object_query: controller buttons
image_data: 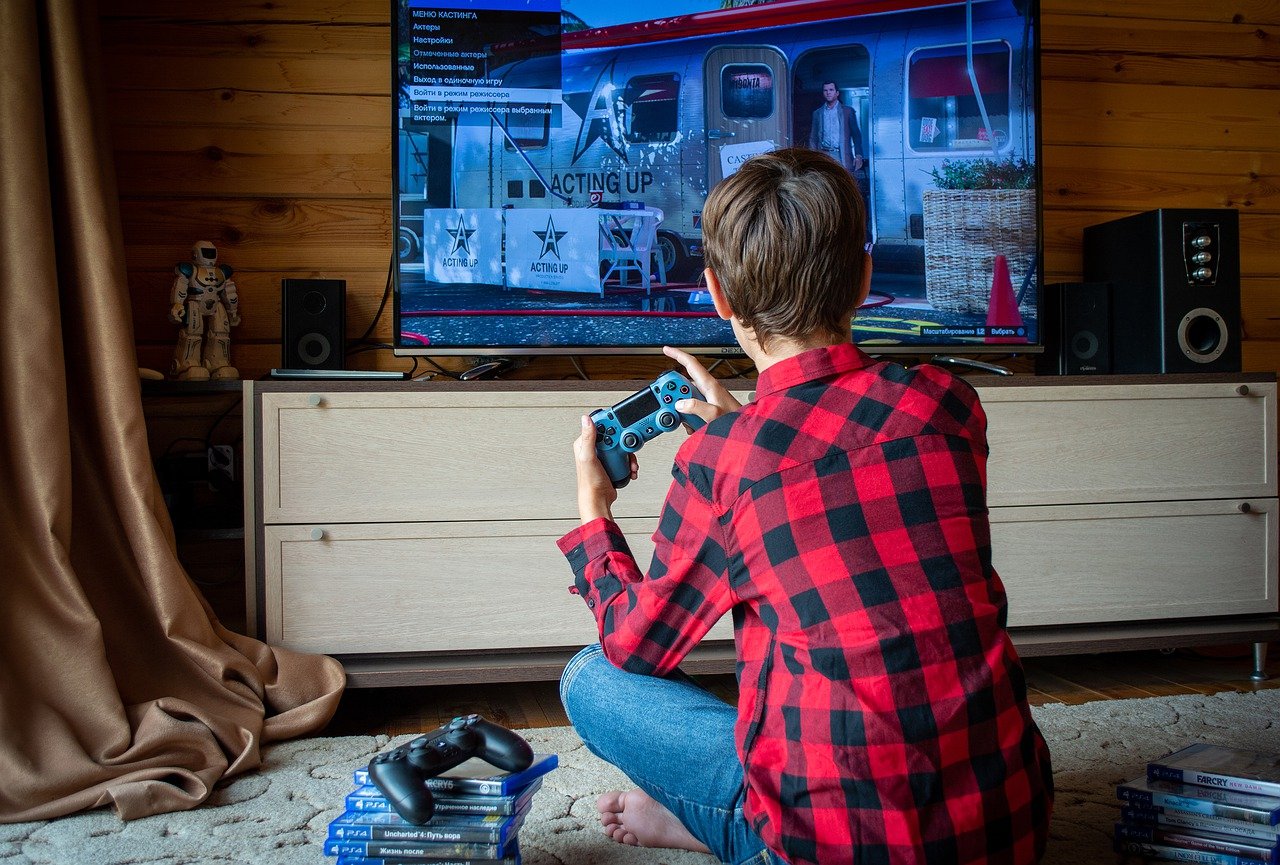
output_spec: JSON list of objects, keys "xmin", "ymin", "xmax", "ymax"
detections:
[
  {"xmin": 680, "ymin": 385, "xmax": 690, "ymax": 394},
  {"xmin": 662, "ymin": 394, "xmax": 673, "ymax": 403},
  {"xmin": 596, "ymin": 424, "xmax": 607, "ymax": 435}
]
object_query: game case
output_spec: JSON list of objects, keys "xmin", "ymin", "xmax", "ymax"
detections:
[
  {"xmin": 1113, "ymin": 838, "xmax": 1259, "ymax": 864},
  {"xmin": 1115, "ymin": 822, "xmax": 1279, "ymax": 864},
  {"xmin": 353, "ymin": 752, "xmax": 557, "ymax": 796},
  {"xmin": 346, "ymin": 777, "xmax": 543, "ymax": 817},
  {"xmin": 324, "ymin": 837, "xmax": 514, "ymax": 860},
  {"xmin": 1122, "ymin": 805, "xmax": 1280, "ymax": 843},
  {"xmin": 1118, "ymin": 776, "xmax": 1280, "ymax": 825},
  {"xmin": 335, "ymin": 856, "xmax": 519, "ymax": 865},
  {"xmin": 1150, "ymin": 744, "xmax": 1280, "ymax": 799},
  {"xmin": 327, "ymin": 807, "xmax": 527, "ymax": 845}
]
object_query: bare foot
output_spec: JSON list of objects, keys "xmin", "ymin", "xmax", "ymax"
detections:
[{"xmin": 596, "ymin": 789, "xmax": 712, "ymax": 854}]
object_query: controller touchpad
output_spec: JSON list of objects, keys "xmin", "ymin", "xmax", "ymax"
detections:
[{"xmin": 614, "ymin": 388, "xmax": 660, "ymax": 427}]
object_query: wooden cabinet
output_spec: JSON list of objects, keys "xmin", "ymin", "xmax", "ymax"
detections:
[{"xmin": 244, "ymin": 374, "xmax": 1279, "ymax": 686}]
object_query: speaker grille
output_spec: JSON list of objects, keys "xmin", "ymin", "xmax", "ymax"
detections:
[
  {"xmin": 282, "ymin": 279, "xmax": 346, "ymax": 370},
  {"xmin": 1035, "ymin": 282, "xmax": 1111, "ymax": 376}
]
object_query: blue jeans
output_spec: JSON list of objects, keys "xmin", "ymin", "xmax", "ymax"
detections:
[{"xmin": 559, "ymin": 644, "xmax": 788, "ymax": 865}]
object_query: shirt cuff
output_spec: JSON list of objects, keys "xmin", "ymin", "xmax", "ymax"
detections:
[
  {"xmin": 557, "ymin": 517, "xmax": 633, "ymax": 600},
  {"xmin": 556, "ymin": 516, "xmax": 624, "ymax": 559}
]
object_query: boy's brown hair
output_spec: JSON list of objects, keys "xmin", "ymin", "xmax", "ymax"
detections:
[{"xmin": 701, "ymin": 147, "xmax": 868, "ymax": 351}]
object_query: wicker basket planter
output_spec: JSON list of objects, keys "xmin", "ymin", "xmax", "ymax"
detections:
[{"xmin": 922, "ymin": 188, "xmax": 1036, "ymax": 316}]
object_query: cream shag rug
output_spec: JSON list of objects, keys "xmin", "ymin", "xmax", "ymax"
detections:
[{"xmin": 3, "ymin": 689, "xmax": 1279, "ymax": 864}]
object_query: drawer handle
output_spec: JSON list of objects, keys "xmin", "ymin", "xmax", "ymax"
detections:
[
  {"xmin": 1238, "ymin": 502, "xmax": 1253, "ymax": 514},
  {"xmin": 308, "ymin": 394, "xmax": 324, "ymax": 407},
  {"xmin": 1236, "ymin": 385, "xmax": 1251, "ymax": 396},
  {"xmin": 310, "ymin": 527, "xmax": 326, "ymax": 541}
]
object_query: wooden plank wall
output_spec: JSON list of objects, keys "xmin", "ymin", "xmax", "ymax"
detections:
[{"xmin": 100, "ymin": 0, "xmax": 1280, "ymax": 382}]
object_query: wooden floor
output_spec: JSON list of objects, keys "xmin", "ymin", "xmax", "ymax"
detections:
[{"xmin": 324, "ymin": 645, "xmax": 1280, "ymax": 738}]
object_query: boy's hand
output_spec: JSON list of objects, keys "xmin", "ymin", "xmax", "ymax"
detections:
[
  {"xmin": 663, "ymin": 345, "xmax": 743, "ymax": 425},
  {"xmin": 572, "ymin": 415, "xmax": 635, "ymax": 524}
]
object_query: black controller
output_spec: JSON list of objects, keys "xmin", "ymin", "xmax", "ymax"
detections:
[{"xmin": 366, "ymin": 714, "xmax": 535, "ymax": 823}]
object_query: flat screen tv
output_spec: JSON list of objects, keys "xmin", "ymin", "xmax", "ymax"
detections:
[{"xmin": 393, "ymin": 0, "xmax": 1042, "ymax": 357}]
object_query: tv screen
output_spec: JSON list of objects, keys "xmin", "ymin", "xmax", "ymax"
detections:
[{"xmin": 393, "ymin": 0, "xmax": 1041, "ymax": 356}]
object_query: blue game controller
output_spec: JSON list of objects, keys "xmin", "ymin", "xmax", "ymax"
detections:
[{"xmin": 591, "ymin": 370, "xmax": 706, "ymax": 488}]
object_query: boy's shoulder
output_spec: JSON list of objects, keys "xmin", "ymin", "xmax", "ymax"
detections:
[
  {"xmin": 885, "ymin": 360, "xmax": 988, "ymax": 431},
  {"xmin": 897, "ymin": 359, "xmax": 984, "ymax": 402},
  {"xmin": 808, "ymin": 356, "xmax": 983, "ymax": 415}
]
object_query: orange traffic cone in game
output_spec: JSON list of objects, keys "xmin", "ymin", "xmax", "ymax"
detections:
[{"xmin": 984, "ymin": 254, "xmax": 1027, "ymax": 344}]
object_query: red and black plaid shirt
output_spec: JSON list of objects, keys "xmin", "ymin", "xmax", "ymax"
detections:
[{"xmin": 559, "ymin": 343, "xmax": 1053, "ymax": 865}]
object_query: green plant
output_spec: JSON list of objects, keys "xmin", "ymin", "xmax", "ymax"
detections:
[{"xmin": 928, "ymin": 156, "xmax": 1036, "ymax": 190}]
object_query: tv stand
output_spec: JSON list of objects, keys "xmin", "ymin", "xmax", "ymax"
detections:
[
  {"xmin": 243, "ymin": 373, "xmax": 1278, "ymax": 687},
  {"xmin": 930, "ymin": 355, "xmax": 1016, "ymax": 376}
]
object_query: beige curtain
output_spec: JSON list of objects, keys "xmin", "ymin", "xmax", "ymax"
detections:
[{"xmin": 0, "ymin": 0, "xmax": 345, "ymax": 822}]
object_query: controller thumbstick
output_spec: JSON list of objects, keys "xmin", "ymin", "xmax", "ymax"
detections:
[
  {"xmin": 622, "ymin": 432, "xmax": 640, "ymax": 450},
  {"xmin": 658, "ymin": 411, "xmax": 676, "ymax": 429}
]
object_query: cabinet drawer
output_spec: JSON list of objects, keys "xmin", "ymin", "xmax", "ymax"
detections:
[
  {"xmin": 257, "ymin": 382, "xmax": 1276, "ymax": 519},
  {"xmin": 262, "ymin": 518, "xmax": 735, "ymax": 654},
  {"xmin": 257, "ymin": 390, "xmax": 725, "ymax": 524},
  {"xmin": 982, "ymin": 381, "xmax": 1276, "ymax": 506},
  {"xmin": 992, "ymin": 498, "xmax": 1278, "ymax": 627}
]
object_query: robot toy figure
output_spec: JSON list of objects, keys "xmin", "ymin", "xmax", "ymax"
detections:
[{"xmin": 169, "ymin": 240, "xmax": 241, "ymax": 380}]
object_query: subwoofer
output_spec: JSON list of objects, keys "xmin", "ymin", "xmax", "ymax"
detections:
[
  {"xmin": 1082, "ymin": 208, "xmax": 1240, "ymax": 374},
  {"xmin": 281, "ymin": 279, "xmax": 346, "ymax": 371},
  {"xmin": 1036, "ymin": 282, "xmax": 1111, "ymax": 375}
]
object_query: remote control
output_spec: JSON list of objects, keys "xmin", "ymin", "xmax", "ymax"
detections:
[
  {"xmin": 591, "ymin": 370, "xmax": 706, "ymax": 488},
  {"xmin": 366, "ymin": 714, "xmax": 534, "ymax": 824}
]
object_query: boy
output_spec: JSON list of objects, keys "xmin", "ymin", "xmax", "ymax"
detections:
[{"xmin": 557, "ymin": 147, "xmax": 1053, "ymax": 865}]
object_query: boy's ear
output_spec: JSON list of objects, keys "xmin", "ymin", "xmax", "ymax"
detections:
[
  {"xmin": 704, "ymin": 268, "xmax": 734, "ymax": 322},
  {"xmin": 854, "ymin": 254, "xmax": 873, "ymax": 308}
]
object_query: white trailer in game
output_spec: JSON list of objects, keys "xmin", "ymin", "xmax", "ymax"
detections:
[{"xmin": 432, "ymin": 0, "xmax": 1036, "ymax": 280}]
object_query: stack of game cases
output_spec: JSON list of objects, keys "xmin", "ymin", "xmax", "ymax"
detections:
[
  {"xmin": 324, "ymin": 752, "xmax": 558, "ymax": 865},
  {"xmin": 1114, "ymin": 742, "xmax": 1280, "ymax": 864}
]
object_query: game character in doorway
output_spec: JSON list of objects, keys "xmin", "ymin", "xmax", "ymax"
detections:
[
  {"xmin": 809, "ymin": 80, "xmax": 871, "ymax": 242},
  {"xmin": 809, "ymin": 80, "xmax": 864, "ymax": 176}
]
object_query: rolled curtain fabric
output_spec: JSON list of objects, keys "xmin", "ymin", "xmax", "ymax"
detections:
[{"xmin": 0, "ymin": 0, "xmax": 345, "ymax": 822}]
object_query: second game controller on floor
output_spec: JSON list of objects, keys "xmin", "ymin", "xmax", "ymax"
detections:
[
  {"xmin": 591, "ymin": 370, "xmax": 706, "ymax": 488},
  {"xmin": 366, "ymin": 713, "xmax": 534, "ymax": 824}
]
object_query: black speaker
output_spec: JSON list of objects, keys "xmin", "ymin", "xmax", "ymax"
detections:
[
  {"xmin": 1082, "ymin": 208, "xmax": 1240, "ymax": 374},
  {"xmin": 281, "ymin": 279, "xmax": 346, "ymax": 370},
  {"xmin": 1036, "ymin": 282, "xmax": 1111, "ymax": 375}
]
